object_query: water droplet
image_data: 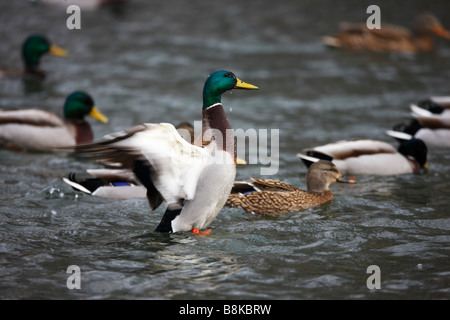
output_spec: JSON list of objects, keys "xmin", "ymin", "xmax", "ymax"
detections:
[{"xmin": 416, "ymin": 263, "xmax": 423, "ymax": 270}]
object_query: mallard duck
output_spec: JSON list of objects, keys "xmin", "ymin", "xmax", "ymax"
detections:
[
  {"xmin": 226, "ymin": 160, "xmax": 355, "ymax": 216},
  {"xmin": 323, "ymin": 13, "xmax": 450, "ymax": 53},
  {"xmin": 297, "ymin": 136, "xmax": 428, "ymax": 175},
  {"xmin": 0, "ymin": 91, "xmax": 108, "ymax": 152},
  {"xmin": 0, "ymin": 34, "xmax": 68, "ymax": 78},
  {"xmin": 66, "ymin": 70, "xmax": 258, "ymax": 234},
  {"xmin": 392, "ymin": 97, "xmax": 450, "ymax": 148},
  {"xmin": 63, "ymin": 168, "xmax": 147, "ymax": 199}
]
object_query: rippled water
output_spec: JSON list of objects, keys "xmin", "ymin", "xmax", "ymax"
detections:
[{"xmin": 1, "ymin": 0, "xmax": 450, "ymax": 300}]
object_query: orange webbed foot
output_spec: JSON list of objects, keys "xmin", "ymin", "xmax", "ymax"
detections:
[{"xmin": 192, "ymin": 228, "xmax": 212, "ymax": 237}]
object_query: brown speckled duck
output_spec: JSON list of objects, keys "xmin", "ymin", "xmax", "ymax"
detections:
[
  {"xmin": 226, "ymin": 160, "xmax": 355, "ymax": 216},
  {"xmin": 323, "ymin": 13, "xmax": 450, "ymax": 53}
]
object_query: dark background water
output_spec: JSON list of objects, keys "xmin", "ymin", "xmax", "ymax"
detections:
[{"xmin": 0, "ymin": 0, "xmax": 449, "ymax": 299}]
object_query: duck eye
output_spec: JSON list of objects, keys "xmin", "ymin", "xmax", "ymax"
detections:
[{"xmin": 224, "ymin": 72, "xmax": 233, "ymax": 78}]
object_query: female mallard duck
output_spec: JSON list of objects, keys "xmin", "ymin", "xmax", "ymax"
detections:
[
  {"xmin": 297, "ymin": 136, "xmax": 428, "ymax": 175},
  {"xmin": 323, "ymin": 13, "xmax": 450, "ymax": 53},
  {"xmin": 0, "ymin": 91, "xmax": 108, "ymax": 152},
  {"xmin": 392, "ymin": 97, "xmax": 450, "ymax": 148},
  {"xmin": 226, "ymin": 160, "xmax": 355, "ymax": 216},
  {"xmin": 0, "ymin": 34, "xmax": 68, "ymax": 78},
  {"xmin": 67, "ymin": 70, "xmax": 258, "ymax": 235}
]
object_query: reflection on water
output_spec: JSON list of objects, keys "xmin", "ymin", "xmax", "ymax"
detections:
[{"xmin": 1, "ymin": 0, "xmax": 450, "ymax": 299}]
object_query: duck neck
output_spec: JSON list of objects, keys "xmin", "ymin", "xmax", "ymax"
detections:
[
  {"xmin": 202, "ymin": 103, "xmax": 235, "ymax": 159},
  {"xmin": 66, "ymin": 120, "xmax": 93, "ymax": 145},
  {"xmin": 306, "ymin": 177, "xmax": 331, "ymax": 193}
]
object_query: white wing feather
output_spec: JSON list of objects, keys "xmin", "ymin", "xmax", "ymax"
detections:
[{"xmin": 108, "ymin": 123, "xmax": 211, "ymax": 205}]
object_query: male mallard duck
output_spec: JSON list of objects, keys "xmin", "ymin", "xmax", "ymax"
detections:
[
  {"xmin": 323, "ymin": 13, "xmax": 450, "ymax": 53},
  {"xmin": 67, "ymin": 70, "xmax": 258, "ymax": 234},
  {"xmin": 0, "ymin": 34, "xmax": 68, "ymax": 78},
  {"xmin": 392, "ymin": 97, "xmax": 450, "ymax": 148},
  {"xmin": 63, "ymin": 168, "xmax": 147, "ymax": 199},
  {"xmin": 0, "ymin": 91, "xmax": 108, "ymax": 152},
  {"xmin": 297, "ymin": 137, "xmax": 428, "ymax": 175},
  {"xmin": 226, "ymin": 160, "xmax": 355, "ymax": 216}
]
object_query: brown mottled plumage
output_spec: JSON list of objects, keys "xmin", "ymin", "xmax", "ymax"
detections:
[
  {"xmin": 323, "ymin": 13, "xmax": 450, "ymax": 53},
  {"xmin": 226, "ymin": 160, "xmax": 355, "ymax": 216}
]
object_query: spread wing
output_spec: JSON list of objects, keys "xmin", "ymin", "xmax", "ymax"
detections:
[{"xmin": 73, "ymin": 122, "xmax": 211, "ymax": 210}]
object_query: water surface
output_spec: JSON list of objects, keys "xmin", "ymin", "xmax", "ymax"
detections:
[{"xmin": 0, "ymin": 0, "xmax": 449, "ymax": 299}]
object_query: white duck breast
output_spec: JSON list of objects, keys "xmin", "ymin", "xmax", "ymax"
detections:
[{"xmin": 171, "ymin": 145, "xmax": 236, "ymax": 232}]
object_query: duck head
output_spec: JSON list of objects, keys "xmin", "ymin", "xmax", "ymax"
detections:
[
  {"xmin": 63, "ymin": 91, "xmax": 108, "ymax": 123},
  {"xmin": 306, "ymin": 160, "xmax": 355, "ymax": 192},
  {"xmin": 22, "ymin": 34, "xmax": 68, "ymax": 72},
  {"xmin": 413, "ymin": 13, "xmax": 450, "ymax": 39},
  {"xmin": 397, "ymin": 137, "xmax": 429, "ymax": 170},
  {"xmin": 202, "ymin": 70, "xmax": 259, "ymax": 109}
]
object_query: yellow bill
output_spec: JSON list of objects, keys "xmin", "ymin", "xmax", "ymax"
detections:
[
  {"xmin": 89, "ymin": 106, "xmax": 108, "ymax": 123},
  {"xmin": 49, "ymin": 44, "xmax": 68, "ymax": 57},
  {"xmin": 234, "ymin": 78, "xmax": 259, "ymax": 90},
  {"xmin": 337, "ymin": 176, "xmax": 356, "ymax": 184},
  {"xmin": 236, "ymin": 157, "xmax": 247, "ymax": 165}
]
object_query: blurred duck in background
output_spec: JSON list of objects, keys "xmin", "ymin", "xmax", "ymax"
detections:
[
  {"xmin": 323, "ymin": 13, "xmax": 450, "ymax": 53},
  {"xmin": 0, "ymin": 34, "xmax": 67, "ymax": 78},
  {"xmin": 392, "ymin": 97, "xmax": 450, "ymax": 148}
]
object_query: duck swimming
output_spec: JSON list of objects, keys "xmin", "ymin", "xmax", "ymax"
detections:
[
  {"xmin": 392, "ymin": 97, "xmax": 450, "ymax": 148},
  {"xmin": 0, "ymin": 91, "xmax": 108, "ymax": 152},
  {"xmin": 67, "ymin": 70, "xmax": 258, "ymax": 235},
  {"xmin": 1, "ymin": 34, "xmax": 68, "ymax": 78},
  {"xmin": 226, "ymin": 160, "xmax": 355, "ymax": 216},
  {"xmin": 323, "ymin": 13, "xmax": 450, "ymax": 53},
  {"xmin": 298, "ymin": 137, "xmax": 428, "ymax": 176}
]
